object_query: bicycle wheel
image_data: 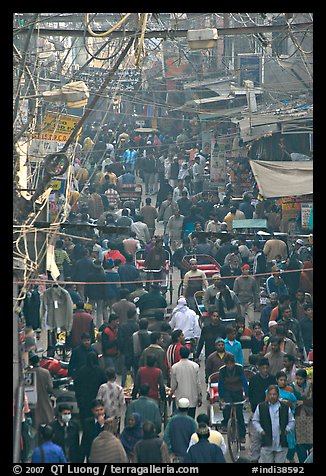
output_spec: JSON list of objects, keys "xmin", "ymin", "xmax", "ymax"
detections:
[{"xmin": 227, "ymin": 416, "xmax": 241, "ymax": 462}]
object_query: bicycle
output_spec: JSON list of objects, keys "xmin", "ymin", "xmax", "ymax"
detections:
[{"xmin": 221, "ymin": 399, "xmax": 247, "ymax": 463}]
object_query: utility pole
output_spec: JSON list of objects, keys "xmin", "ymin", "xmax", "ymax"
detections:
[
  {"xmin": 13, "ymin": 274, "xmax": 24, "ymax": 463},
  {"xmin": 16, "ymin": 22, "xmax": 313, "ymax": 39}
]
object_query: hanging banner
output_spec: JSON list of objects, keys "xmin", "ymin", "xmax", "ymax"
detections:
[{"xmin": 210, "ymin": 143, "xmax": 226, "ymax": 186}]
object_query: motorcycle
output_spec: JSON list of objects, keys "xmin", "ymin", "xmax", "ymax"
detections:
[
  {"xmin": 39, "ymin": 353, "xmax": 69, "ymax": 378},
  {"xmin": 39, "ymin": 352, "xmax": 79, "ymax": 416}
]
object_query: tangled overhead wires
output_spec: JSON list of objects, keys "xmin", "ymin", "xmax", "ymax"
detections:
[
  {"xmin": 83, "ymin": 13, "xmax": 131, "ymax": 62},
  {"xmin": 134, "ymin": 13, "xmax": 149, "ymax": 67},
  {"xmin": 85, "ymin": 12, "xmax": 132, "ymax": 38}
]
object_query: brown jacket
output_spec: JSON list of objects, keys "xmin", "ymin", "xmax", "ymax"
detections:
[
  {"xmin": 140, "ymin": 205, "xmax": 158, "ymax": 231},
  {"xmin": 89, "ymin": 431, "xmax": 128, "ymax": 463}
]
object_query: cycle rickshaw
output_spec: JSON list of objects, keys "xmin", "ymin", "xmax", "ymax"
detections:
[
  {"xmin": 206, "ymin": 368, "xmax": 255, "ymax": 462},
  {"xmin": 177, "ymin": 254, "xmax": 221, "ymax": 312}
]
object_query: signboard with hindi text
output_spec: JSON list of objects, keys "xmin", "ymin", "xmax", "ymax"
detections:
[{"xmin": 28, "ymin": 112, "xmax": 81, "ymax": 157}]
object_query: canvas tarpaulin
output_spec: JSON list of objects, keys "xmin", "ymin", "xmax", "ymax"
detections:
[{"xmin": 249, "ymin": 160, "xmax": 313, "ymax": 198}]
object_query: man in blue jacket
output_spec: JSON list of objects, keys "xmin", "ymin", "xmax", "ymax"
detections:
[
  {"xmin": 218, "ymin": 354, "xmax": 249, "ymax": 442},
  {"xmin": 164, "ymin": 398, "xmax": 197, "ymax": 462},
  {"xmin": 31, "ymin": 424, "xmax": 67, "ymax": 463}
]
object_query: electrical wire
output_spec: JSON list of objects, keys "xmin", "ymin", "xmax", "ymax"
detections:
[
  {"xmin": 82, "ymin": 14, "xmax": 128, "ymax": 62},
  {"xmin": 134, "ymin": 13, "xmax": 149, "ymax": 67},
  {"xmin": 85, "ymin": 12, "xmax": 132, "ymax": 38},
  {"xmin": 13, "ymin": 12, "xmax": 313, "ymax": 303}
]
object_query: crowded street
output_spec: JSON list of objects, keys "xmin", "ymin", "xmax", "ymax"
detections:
[{"xmin": 13, "ymin": 13, "xmax": 313, "ymax": 467}]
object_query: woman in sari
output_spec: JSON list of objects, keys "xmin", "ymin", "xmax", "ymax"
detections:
[
  {"xmin": 290, "ymin": 369, "xmax": 313, "ymax": 463},
  {"xmin": 275, "ymin": 371, "xmax": 297, "ymax": 463}
]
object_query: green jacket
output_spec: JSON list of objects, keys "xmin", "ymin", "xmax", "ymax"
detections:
[{"xmin": 124, "ymin": 396, "xmax": 162, "ymax": 435}]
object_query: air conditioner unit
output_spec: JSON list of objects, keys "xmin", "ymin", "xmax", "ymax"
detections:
[{"xmin": 187, "ymin": 28, "xmax": 218, "ymax": 49}]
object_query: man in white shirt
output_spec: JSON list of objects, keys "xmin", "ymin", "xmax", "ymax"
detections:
[
  {"xmin": 192, "ymin": 156, "xmax": 205, "ymax": 194},
  {"xmin": 169, "ymin": 346, "xmax": 202, "ymax": 419},
  {"xmin": 205, "ymin": 214, "xmax": 222, "ymax": 233},
  {"xmin": 130, "ymin": 218, "xmax": 151, "ymax": 247},
  {"xmin": 173, "ymin": 179, "xmax": 189, "ymax": 203}
]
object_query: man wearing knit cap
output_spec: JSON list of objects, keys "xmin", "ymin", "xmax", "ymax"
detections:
[
  {"xmin": 205, "ymin": 337, "xmax": 233, "ymax": 381},
  {"xmin": 103, "ymin": 258, "xmax": 121, "ymax": 312},
  {"xmin": 187, "ymin": 413, "xmax": 227, "ymax": 455},
  {"xmin": 233, "ymin": 263, "xmax": 257, "ymax": 324},
  {"xmin": 184, "ymin": 423, "xmax": 226, "ymax": 463}
]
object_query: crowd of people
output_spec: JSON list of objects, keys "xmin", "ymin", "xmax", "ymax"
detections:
[{"xmin": 18, "ymin": 121, "xmax": 313, "ymax": 465}]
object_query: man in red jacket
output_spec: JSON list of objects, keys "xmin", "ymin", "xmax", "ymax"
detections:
[
  {"xmin": 70, "ymin": 301, "xmax": 95, "ymax": 348},
  {"xmin": 101, "ymin": 314, "xmax": 120, "ymax": 370},
  {"xmin": 132, "ymin": 353, "xmax": 166, "ymax": 406}
]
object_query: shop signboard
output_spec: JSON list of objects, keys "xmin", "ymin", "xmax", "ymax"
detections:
[
  {"xmin": 301, "ymin": 202, "xmax": 313, "ymax": 229},
  {"xmin": 41, "ymin": 112, "xmax": 81, "ymax": 136},
  {"xmin": 238, "ymin": 53, "xmax": 262, "ymax": 86},
  {"xmin": 281, "ymin": 199, "xmax": 301, "ymax": 222},
  {"xmin": 28, "ymin": 112, "xmax": 81, "ymax": 157},
  {"xmin": 49, "ymin": 177, "xmax": 66, "ymax": 195}
]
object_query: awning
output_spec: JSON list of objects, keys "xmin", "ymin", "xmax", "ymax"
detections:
[{"xmin": 249, "ymin": 160, "xmax": 313, "ymax": 198}]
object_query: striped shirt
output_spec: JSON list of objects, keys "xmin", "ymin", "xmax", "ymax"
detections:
[{"xmin": 104, "ymin": 189, "xmax": 120, "ymax": 209}]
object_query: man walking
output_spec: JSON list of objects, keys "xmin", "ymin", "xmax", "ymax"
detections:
[
  {"xmin": 233, "ymin": 264, "xmax": 257, "ymax": 325},
  {"xmin": 164, "ymin": 397, "xmax": 197, "ymax": 462},
  {"xmin": 169, "ymin": 346, "xmax": 202, "ymax": 419},
  {"xmin": 252, "ymin": 385, "xmax": 295, "ymax": 463},
  {"xmin": 140, "ymin": 197, "xmax": 158, "ymax": 238}
]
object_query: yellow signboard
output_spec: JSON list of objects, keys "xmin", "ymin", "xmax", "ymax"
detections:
[
  {"xmin": 35, "ymin": 112, "xmax": 82, "ymax": 142},
  {"xmin": 42, "ymin": 112, "xmax": 81, "ymax": 134}
]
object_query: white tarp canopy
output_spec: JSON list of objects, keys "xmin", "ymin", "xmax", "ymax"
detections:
[{"xmin": 249, "ymin": 160, "xmax": 313, "ymax": 198}]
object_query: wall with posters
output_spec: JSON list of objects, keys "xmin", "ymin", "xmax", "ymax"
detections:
[{"xmin": 280, "ymin": 195, "xmax": 313, "ymax": 233}]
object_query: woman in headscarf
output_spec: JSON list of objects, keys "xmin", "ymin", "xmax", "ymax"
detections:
[
  {"xmin": 290, "ymin": 369, "xmax": 313, "ymax": 463},
  {"xmin": 119, "ymin": 412, "xmax": 143, "ymax": 462},
  {"xmin": 214, "ymin": 282, "xmax": 241, "ymax": 324}
]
